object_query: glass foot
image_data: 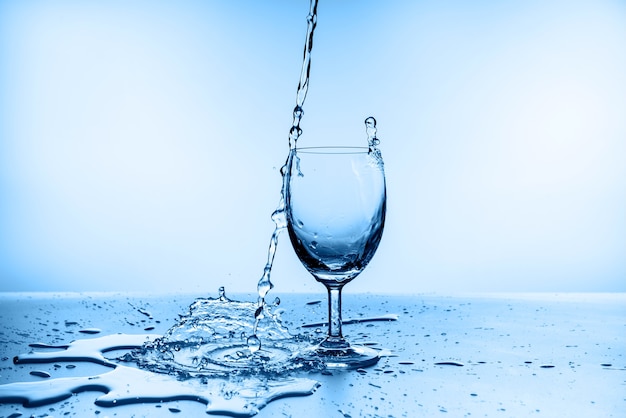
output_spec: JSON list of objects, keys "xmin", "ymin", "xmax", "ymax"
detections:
[{"xmin": 310, "ymin": 344, "xmax": 380, "ymax": 369}]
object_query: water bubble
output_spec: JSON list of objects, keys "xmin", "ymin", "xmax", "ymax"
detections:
[
  {"xmin": 309, "ymin": 241, "xmax": 318, "ymax": 249},
  {"xmin": 273, "ymin": 297, "xmax": 281, "ymax": 306}
]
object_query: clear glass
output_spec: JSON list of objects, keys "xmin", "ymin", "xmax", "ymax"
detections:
[{"xmin": 286, "ymin": 146, "xmax": 386, "ymax": 368}]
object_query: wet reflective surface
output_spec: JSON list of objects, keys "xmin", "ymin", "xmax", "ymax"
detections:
[{"xmin": 0, "ymin": 292, "xmax": 624, "ymax": 416}]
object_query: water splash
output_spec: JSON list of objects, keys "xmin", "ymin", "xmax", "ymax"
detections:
[
  {"xmin": 131, "ymin": 290, "xmax": 323, "ymax": 378},
  {"xmin": 365, "ymin": 116, "xmax": 380, "ymax": 147}
]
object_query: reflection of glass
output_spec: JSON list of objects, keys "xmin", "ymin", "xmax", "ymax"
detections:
[{"xmin": 286, "ymin": 146, "xmax": 386, "ymax": 368}]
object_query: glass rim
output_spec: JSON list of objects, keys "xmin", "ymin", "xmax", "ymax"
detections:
[{"xmin": 295, "ymin": 146, "xmax": 370, "ymax": 154}]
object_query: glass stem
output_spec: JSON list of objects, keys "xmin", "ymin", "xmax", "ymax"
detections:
[{"xmin": 321, "ymin": 284, "xmax": 349, "ymax": 350}]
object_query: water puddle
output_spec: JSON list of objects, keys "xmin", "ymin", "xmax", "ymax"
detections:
[{"xmin": 3, "ymin": 361, "xmax": 318, "ymax": 416}]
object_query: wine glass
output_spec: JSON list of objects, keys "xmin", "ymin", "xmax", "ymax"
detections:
[{"xmin": 286, "ymin": 143, "xmax": 386, "ymax": 369}]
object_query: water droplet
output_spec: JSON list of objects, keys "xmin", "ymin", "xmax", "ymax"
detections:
[
  {"xmin": 365, "ymin": 116, "xmax": 380, "ymax": 146},
  {"xmin": 434, "ymin": 361, "xmax": 464, "ymax": 367},
  {"xmin": 29, "ymin": 370, "xmax": 51, "ymax": 378},
  {"xmin": 79, "ymin": 328, "xmax": 101, "ymax": 335},
  {"xmin": 247, "ymin": 335, "xmax": 261, "ymax": 354},
  {"xmin": 309, "ymin": 241, "xmax": 318, "ymax": 249},
  {"xmin": 293, "ymin": 105, "xmax": 304, "ymax": 120},
  {"xmin": 273, "ymin": 297, "xmax": 281, "ymax": 306},
  {"xmin": 138, "ymin": 309, "xmax": 152, "ymax": 318}
]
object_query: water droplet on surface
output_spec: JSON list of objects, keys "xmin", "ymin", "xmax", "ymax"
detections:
[
  {"xmin": 29, "ymin": 370, "xmax": 51, "ymax": 378},
  {"xmin": 434, "ymin": 361, "xmax": 464, "ymax": 367},
  {"xmin": 79, "ymin": 328, "xmax": 101, "ymax": 335}
]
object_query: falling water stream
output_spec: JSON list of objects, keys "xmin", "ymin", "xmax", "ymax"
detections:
[{"xmin": 252, "ymin": 0, "xmax": 318, "ymax": 335}]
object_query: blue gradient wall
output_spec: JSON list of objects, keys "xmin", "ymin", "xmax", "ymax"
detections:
[{"xmin": 1, "ymin": 0, "xmax": 624, "ymax": 293}]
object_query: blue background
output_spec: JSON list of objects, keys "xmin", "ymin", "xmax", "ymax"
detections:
[{"xmin": 1, "ymin": 0, "xmax": 624, "ymax": 293}]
